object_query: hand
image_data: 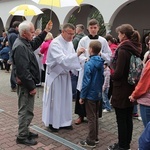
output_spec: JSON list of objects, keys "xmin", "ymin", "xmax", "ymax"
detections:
[
  {"xmin": 38, "ymin": 53, "xmax": 42, "ymax": 57},
  {"xmin": 77, "ymin": 48, "xmax": 85, "ymax": 57},
  {"xmin": 44, "ymin": 20, "xmax": 53, "ymax": 32},
  {"xmin": 102, "ymin": 87, "xmax": 105, "ymax": 92},
  {"xmin": 79, "ymin": 98, "xmax": 84, "ymax": 104},
  {"xmin": 16, "ymin": 77, "xmax": 22, "ymax": 85},
  {"xmin": 7, "ymin": 60, "xmax": 12, "ymax": 64},
  {"xmin": 29, "ymin": 89, "xmax": 36, "ymax": 95},
  {"xmin": 129, "ymin": 95, "xmax": 135, "ymax": 102}
]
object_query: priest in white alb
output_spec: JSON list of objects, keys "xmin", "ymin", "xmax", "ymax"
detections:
[{"xmin": 42, "ymin": 23, "xmax": 85, "ymax": 131}]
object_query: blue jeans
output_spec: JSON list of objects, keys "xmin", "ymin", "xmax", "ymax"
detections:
[
  {"xmin": 102, "ymin": 87, "xmax": 111, "ymax": 111},
  {"xmin": 133, "ymin": 104, "xmax": 138, "ymax": 114},
  {"xmin": 140, "ymin": 104, "xmax": 150, "ymax": 128}
]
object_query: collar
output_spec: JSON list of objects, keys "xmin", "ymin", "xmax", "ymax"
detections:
[{"xmin": 88, "ymin": 34, "xmax": 99, "ymax": 39}]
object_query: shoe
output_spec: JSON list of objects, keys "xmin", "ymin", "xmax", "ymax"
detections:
[
  {"xmin": 108, "ymin": 143, "xmax": 131, "ymax": 150},
  {"xmin": 132, "ymin": 113, "xmax": 139, "ymax": 118},
  {"xmin": 108, "ymin": 143, "xmax": 119, "ymax": 150},
  {"xmin": 49, "ymin": 125, "xmax": 59, "ymax": 132},
  {"xmin": 95, "ymin": 139, "xmax": 99, "ymax": 144},
  {"xmin": 138, "ymin": 117, "xmax": 142, "ymax": 121},
  {"xmin": 16, "ymin": 137, "xmax": 37, "ymax": 146},
  {"xmin": 5, "ymin": 70, "xmax": 9, "ymax": 73},
  {"xmin": 28, "ymin": 132, "xmax": 38, "ymax": 138},
  {"xmin": 11, "ymin": 88, "xmax": 17, "ymax": 92},
  {"xmin": 79, "ymin": 140, "xmax": 96, "ymax": 148},
  {"xmin": 60, "ymin": 125, "xmax": 73, "ymax": 130},
  {"xmin": 75, "ymin": 117, "xmax": 84, "ymax": 125},
  {"xmin": 103, "ymin": 109, "xmax": 111, "ymax": 113}
]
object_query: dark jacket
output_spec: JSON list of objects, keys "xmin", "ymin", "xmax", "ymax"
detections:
[
  {"xmin": 8, "ymin": 28, "xmax": 19, "ymax": 49},
  {"xmin": 111, "ymin": 40, "xmax": 142, "ymax": 108},
  {"xmin": 72, "ymin": 33, "xmax": 85, "ymax": 51},
  {"xmin": 8, "ymin": 28, "xmax": 19, "ymax": 62},
  {"xmin": 80, "ymin": 55, "xmax": 104, "ymax": 101},
  {"xmin": 12, "ymin": 31, "xmax": 47, "ymax": 91},
  {"xmin": 0, "ymin": 46, "xmax": 10, "ymax": 60}
]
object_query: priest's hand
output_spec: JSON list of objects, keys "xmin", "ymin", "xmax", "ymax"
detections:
[
  {"xmin": 44, "ymin": 20, "xmax": 53, "ymax": 32},
  {"xmin": 77, "ymin": 48, "xmax": 85, "ymax": 57},
  {"xmin": 79, "ymin": 98, "xmax": 84, "ymax": 104}
]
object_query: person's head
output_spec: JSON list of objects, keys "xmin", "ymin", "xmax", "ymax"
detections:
[
  {"xmin": 18, "ymin": 21, "xmax": 35, "ymax": 41},
  {"xmin": 116, "ymin": 24, "xmax": 141, "ymax": 43},
  {"xmin": 5, "ymin": 41, "xmax": 9, "ymax": 46},
  {"xmin": 44, "ymin": 32, "xmax": 53, "ymax": 41},
  {"xmin": 12, "ymin": 21, "xmax": 21, "ymax": 31},
  {"xmin": 61, "ymin": 23, "xmax": 75, "ymax": 42},
  {"xmin": 34, "ymin": 28, "xmax": 42, "ymax": 37},
  {"xmin": 89, "ymin": 40, "xmax": 101, "ymax": 55},
  {"xmin": 104, "ymin": 34, "xmax": 116, "ymax": 45},
  {"xmin": 87, "ymin": 19, "xmax": 99, "ymax": 36},
  {"xmin": 75, "ymin": 24, "xmax": 84, "ymax": 34}
]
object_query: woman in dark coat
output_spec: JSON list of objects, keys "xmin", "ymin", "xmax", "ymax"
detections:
[{"xmin": 108, "ymin": 24, "xmax": 142, "ymax": 150}]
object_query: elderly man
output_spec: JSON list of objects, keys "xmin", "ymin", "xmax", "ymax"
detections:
[{"xmin": 12, "ymin": 20, "xmax": 52, "ymax": 146}]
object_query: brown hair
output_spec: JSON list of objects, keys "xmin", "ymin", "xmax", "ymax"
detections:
[
  {"xmin": 76, "ymin": 24, "xmax": 84, "ymax": 30},
  {"xmin": 116, "ymin": 24, "xmax": 141, "ymax": 43},
  {"xmin": 89, "ymin": 41, "xmax": 101, "ymax": 54},
  {"xmin": 62, "ymin": 23, "xmax": 75, "ymax": 30},
  {"xmin": 88, "ymin": 19, "xmax": 99, "ymax": 26}
]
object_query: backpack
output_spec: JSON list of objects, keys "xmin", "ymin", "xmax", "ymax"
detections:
[{"xmin": 128, "ymin": 52, "xmax": 143, "ymax": 85}]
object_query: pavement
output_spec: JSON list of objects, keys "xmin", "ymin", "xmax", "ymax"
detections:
[{"xmin": 0, "ymin": 69, "xmax": 144, "ymax": 150}]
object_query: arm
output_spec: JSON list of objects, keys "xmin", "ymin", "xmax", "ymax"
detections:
[
  {"xmin": 31, "ymin": 20, "xmax": 53, "ymax": 50},
  {"xmin": 101, "ymin": 39, "xmax": 112, "ymax": 63},
  {"xmin": 103, "ymin": 68, "xmax": 110, "ymax": 90},
  {"xmin": 80, "ymin": 63, "xmax": 92, "ymax": 99}
]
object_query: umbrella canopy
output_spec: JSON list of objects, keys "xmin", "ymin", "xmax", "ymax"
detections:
[
  {"xmin": 9, "ymin": 4, "xmax": 43, "ymax": 16},
  {"xmin": 32, "ymin": 0, "xmax": 83, "ymax": 7}
]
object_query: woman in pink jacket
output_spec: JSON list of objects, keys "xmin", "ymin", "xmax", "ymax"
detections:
[{"xmin": 40, "ymin": 32, "xmax": 53, "ymax": 82}]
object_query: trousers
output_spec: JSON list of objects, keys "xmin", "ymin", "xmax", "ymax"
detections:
[{"xmin": 17, "ymin": 85, "xmax": 35, "ymax": 139}]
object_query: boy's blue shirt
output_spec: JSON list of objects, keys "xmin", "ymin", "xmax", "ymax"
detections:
[{"xmin": 80, "ymin": 55, "xmax": 104, "ymax": 101}]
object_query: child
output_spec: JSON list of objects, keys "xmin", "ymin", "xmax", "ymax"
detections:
[
  {"xmin": 102, "ymin": 62, "xmax": 112, "ymax": 112},
  {"xmin": 79, "ymin": 41, "xmax": 104, "ymax": 148}
]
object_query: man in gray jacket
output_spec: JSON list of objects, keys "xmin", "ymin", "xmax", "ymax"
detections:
[{"xmin": 12, "ymin": 20, "xmax": 52, "ymax": 146}]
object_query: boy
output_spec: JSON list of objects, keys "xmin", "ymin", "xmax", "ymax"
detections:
[{"xmin": 79, "ymin": 40, "xmax": 104, "ymax": 148}]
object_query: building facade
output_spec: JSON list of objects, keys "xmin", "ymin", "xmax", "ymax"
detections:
[{"xmin": 0, "ymin": 0, "xmax": 149, "ymax": 40}]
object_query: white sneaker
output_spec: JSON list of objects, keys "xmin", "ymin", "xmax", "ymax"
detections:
[
  {"xmin": 138, "ymin": 117, "xmax": 142, "ymax": 121},
  {"xmin": 103, "ymin": 109, "xmax": 109, "ymax": 113}
]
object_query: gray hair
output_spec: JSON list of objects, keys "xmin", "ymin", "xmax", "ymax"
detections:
[{"xmin": 18, "ymin": 20, "xmax": 33, "ymax": 36}]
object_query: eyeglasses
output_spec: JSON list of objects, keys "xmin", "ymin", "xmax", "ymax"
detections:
[{"xmin": 64, "ymin": 30, "xmax": 75, "ymax": 36}]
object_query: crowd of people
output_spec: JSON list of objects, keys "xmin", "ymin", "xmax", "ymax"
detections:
[{"xmin": 0, "ymin": 18, "xmax": 150, "ymax": 150}]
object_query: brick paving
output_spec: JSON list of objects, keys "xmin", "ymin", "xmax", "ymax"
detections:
[{"xmin": 0, "ymin": 69, "xmax": 144, "ymax": 150}]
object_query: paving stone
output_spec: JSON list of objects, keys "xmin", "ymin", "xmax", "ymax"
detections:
[{"xmin": 0, "ymin": 70, "xmax": 143, "ymax": 150}]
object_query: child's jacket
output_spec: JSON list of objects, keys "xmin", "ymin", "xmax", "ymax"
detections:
[{"xmin": 80, "ymin": 55, "xmax": 104, "ymax": 101}]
